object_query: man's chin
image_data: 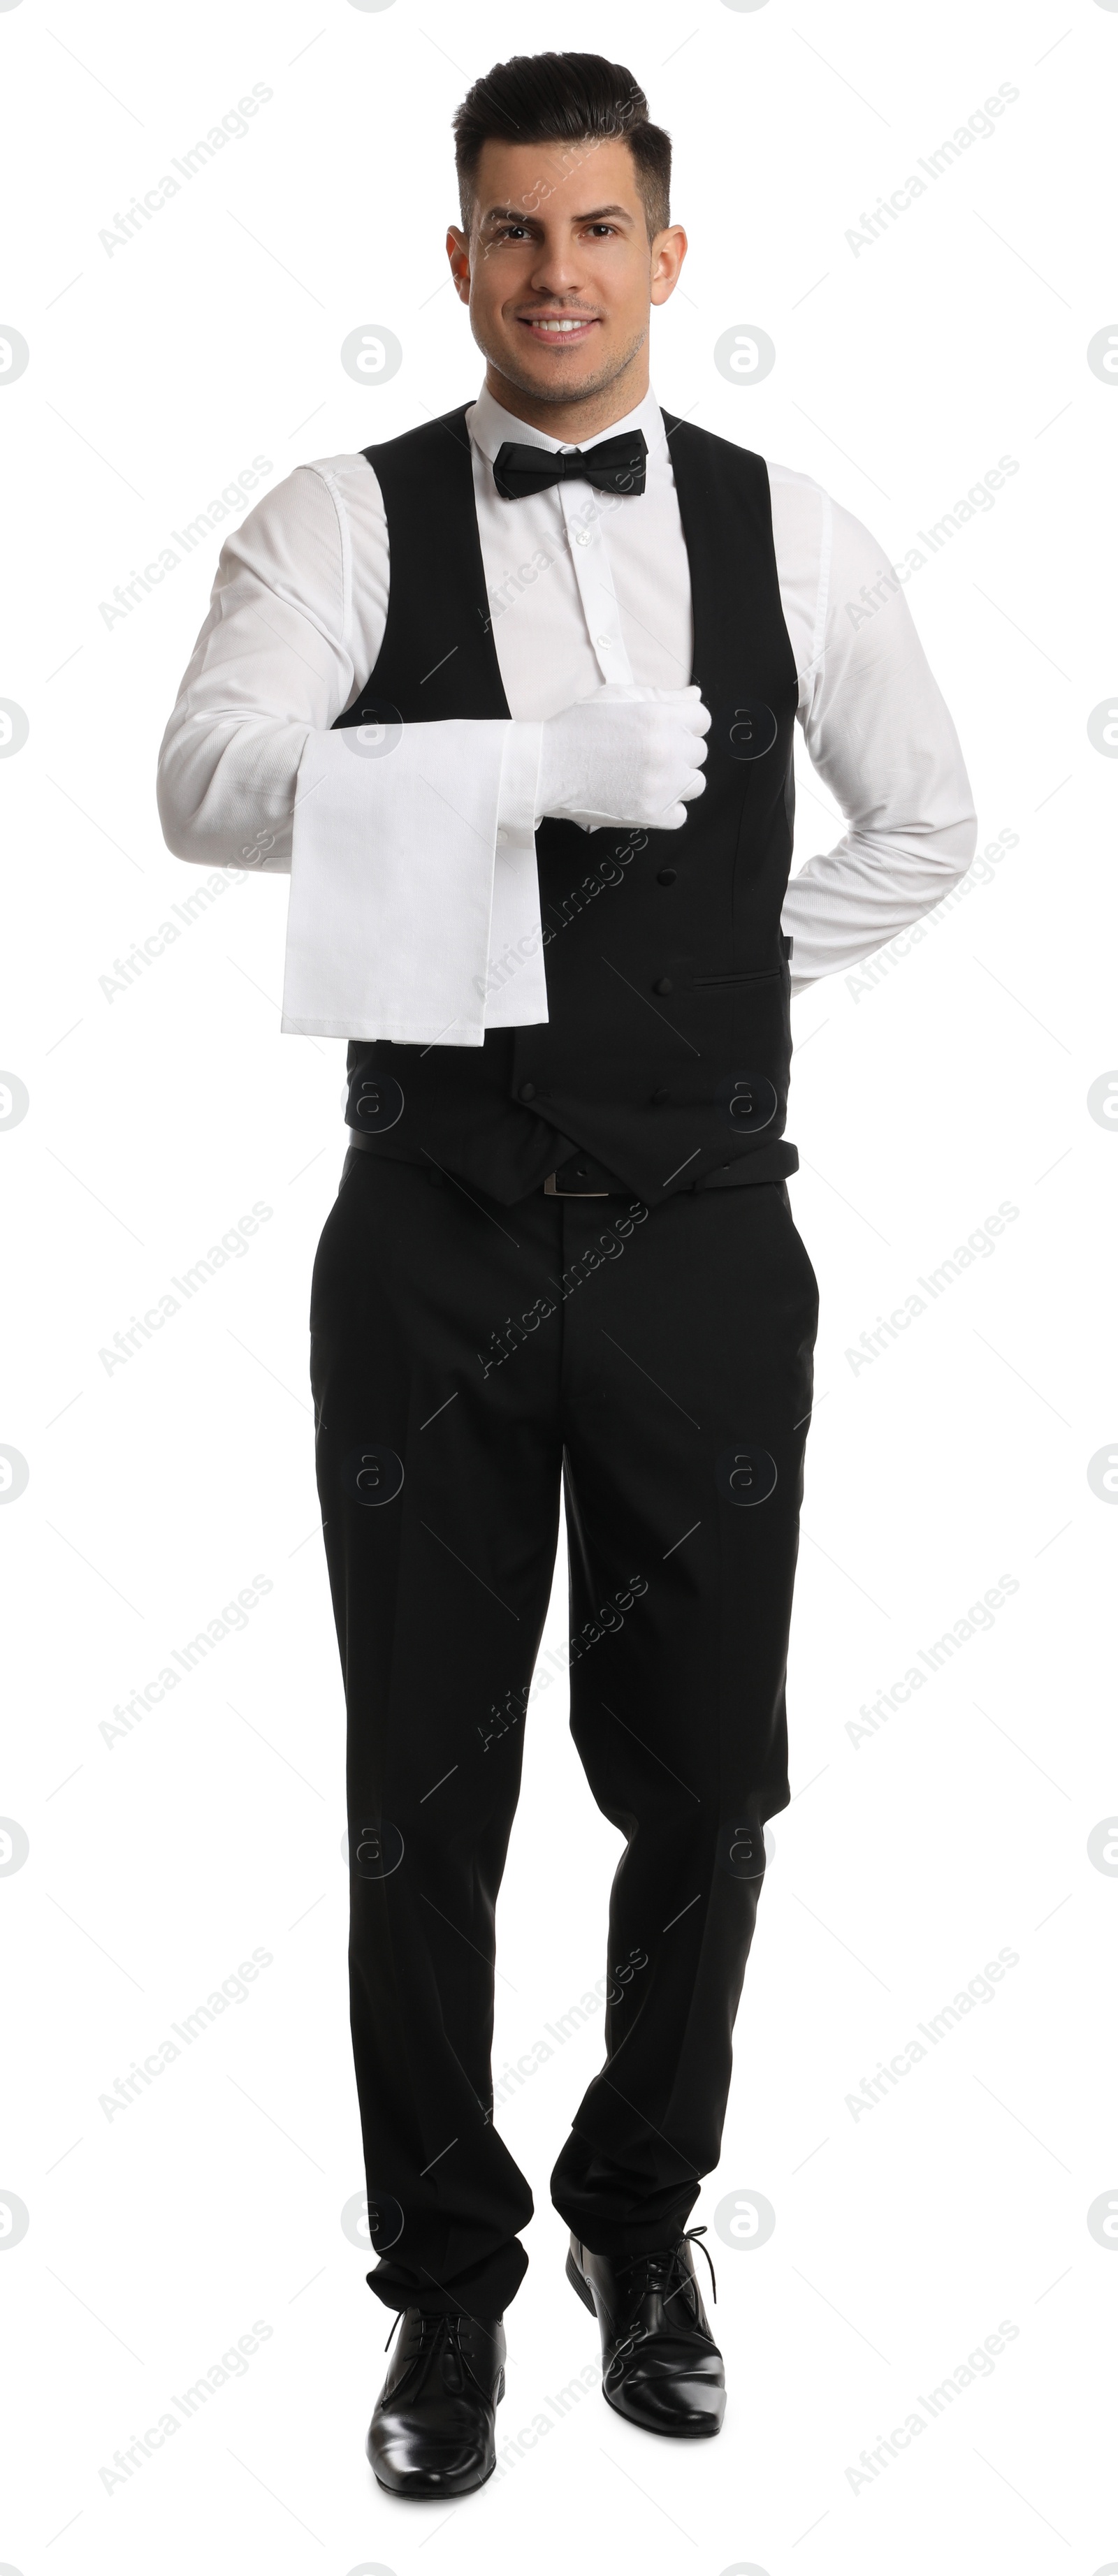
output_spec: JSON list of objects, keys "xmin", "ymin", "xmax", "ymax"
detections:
[{"xmin": 486, "ymin": 341, "xmax": 630, "ymax": 409}]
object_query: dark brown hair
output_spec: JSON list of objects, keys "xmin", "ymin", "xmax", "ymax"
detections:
[{"xmin": 453, "ymin": 52, "xmax": 671, "ymax": 242}]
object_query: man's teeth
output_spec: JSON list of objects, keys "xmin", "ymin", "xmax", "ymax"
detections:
[{"xmin": 530, "ymin": 319, "xmax": 589, "ymax": 331}]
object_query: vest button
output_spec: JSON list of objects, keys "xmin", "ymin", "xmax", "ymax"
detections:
[
  {"xmin": 518, "ymin": 1081, "xmax": 537, "ymax": 1102},
  {"xmin": 651, "ymin": 1088, "xmax": 671, "ymax": 1104},
  {"xmin": 657, "ymin": 868, "xmax": 677, "ymax": 886},
  {"xmin": 653, "ymin": 976, "xmax": 673, "ymax": 995}
]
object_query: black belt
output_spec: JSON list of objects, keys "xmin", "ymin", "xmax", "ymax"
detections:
[
  {"xmin": 542, "ymin": 1150, "xmax": 771, "ymax": 1196},
  {"xmin": 345, "ymin": 1132, "xmax": 794, "ymax": 1196}
]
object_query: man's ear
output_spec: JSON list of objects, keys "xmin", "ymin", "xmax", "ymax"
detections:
[
  {"xmin": 447, "ymin": 225, "xmax": 471, "ymax": 302},
  {"xmin": 650, "ymin": 225, "xmax": 688, "ymax": 309}
]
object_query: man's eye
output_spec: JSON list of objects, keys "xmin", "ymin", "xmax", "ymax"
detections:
[{"xmin": 488, "ymin": 219, "xmax": 616, "ymax": 243}]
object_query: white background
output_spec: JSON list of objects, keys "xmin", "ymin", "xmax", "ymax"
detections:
[{"xmin": 1, "ymin": 1, "xmax": 1115, "ymax": 2569}]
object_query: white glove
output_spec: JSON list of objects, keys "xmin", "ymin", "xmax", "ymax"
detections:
[{"xmin": 534, "ymin": 683, "xmax": 711, "ymax": 833}]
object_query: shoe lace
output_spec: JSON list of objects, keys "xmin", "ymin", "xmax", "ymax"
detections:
[
  {"xmin": 603, "ymin": 2226, "xmax": 718, "ymax": 2383},
  {"xmin": 382, "ymin": 2306, "xmax": 493, "ymax": 2398},
  {"xmin": 620, "ymin": 2223, "xmax": 718, "ymax": 2314}
]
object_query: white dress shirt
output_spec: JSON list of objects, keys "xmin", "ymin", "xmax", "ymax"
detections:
[{"xmin": 157, "ymin": 381, "xmax": 978, "ymax": 1044}]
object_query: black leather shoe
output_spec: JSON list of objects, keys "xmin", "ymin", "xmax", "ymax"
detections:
[
  {"xmin": 366, "ymin": 2307, "xmax": 506, "ymax": 2496},
  {"xmin": 567, "ymin": 2225, "xmax": 725, "ymax": 2437}
]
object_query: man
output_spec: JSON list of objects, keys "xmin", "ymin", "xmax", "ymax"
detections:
[{"xmin": 158, "ymin": 50, "xmax": 976, "ymax": 2500}]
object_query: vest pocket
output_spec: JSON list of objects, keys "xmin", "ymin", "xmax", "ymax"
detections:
[{"xmin": 692, "ymin": 967, "xmax": 781, "ymax": 989}]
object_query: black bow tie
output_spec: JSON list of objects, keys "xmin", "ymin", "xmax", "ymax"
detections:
[{"xmin": 492, "ymin": 428, "xmax": 648, "ymax": 502}]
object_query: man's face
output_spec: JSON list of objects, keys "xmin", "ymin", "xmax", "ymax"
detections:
[{"xmin": 447, "ymin": 135, "xmax": 686, "ymax": 412}]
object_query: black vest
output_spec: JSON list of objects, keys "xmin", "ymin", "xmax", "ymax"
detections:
[{"xmin": 337, "ymin": 403, "xmax": 800, "ymax": 1208}]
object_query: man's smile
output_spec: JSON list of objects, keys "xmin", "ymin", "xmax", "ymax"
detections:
[{"xmin": 516, "ymin": 312, "xmax": 601, "ymax": 346}]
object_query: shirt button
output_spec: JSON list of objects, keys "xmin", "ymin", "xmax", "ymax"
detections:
[
  {"xmin": 657, "ymin": 868, "xmax": 677, "ymax": 886},
  {"xmin": 596, "ymin": 634, "xmax": 614, "ymax": 650},
  {"xmin": 574, "ymin": 530, "xmax": 592, "ymax": 547},
  {"xmin": 654, "ymin": 976, "xmax": 673, "ymax": 995},
  {"xmin": 518, "ymin": 1081, "xmax": 537, "ymax": 1102},
  {"xmin": 495, "ymin": 828, "xmax": 507, "ymax": 846}
]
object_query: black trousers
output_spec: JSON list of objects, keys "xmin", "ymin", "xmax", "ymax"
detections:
[{"xmin": 309, "ymin": 1147, "xmax": 818, "ymax": 2318}]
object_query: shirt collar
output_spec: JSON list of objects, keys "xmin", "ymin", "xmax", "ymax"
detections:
[{"xmin": 467, "ymin": 379, "xmax": 667, "ymax": 471}]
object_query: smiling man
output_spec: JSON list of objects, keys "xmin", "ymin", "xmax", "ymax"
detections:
[{"xmin": 158, "ymin": 50, "xmax": 976, "ymax": 2503}]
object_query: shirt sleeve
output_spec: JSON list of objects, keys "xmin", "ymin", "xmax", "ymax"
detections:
[
  {"xmin": 157, "ymin": 461, "xmax": 360, "ymax": 874},
  {"xmin": 779, "ymin": 484, "xmax": 978, "ymax": 996},
  {"xmin": 155, "ymin": 457, "xmax": 537, "ymax": 1043}
]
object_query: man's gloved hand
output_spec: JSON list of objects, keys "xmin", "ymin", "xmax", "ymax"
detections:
[{"xmin": 534, "ymin": 683, "xmax": 711, "ymax": 832}]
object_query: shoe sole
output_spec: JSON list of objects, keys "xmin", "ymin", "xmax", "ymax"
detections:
[
  {"xmin": 602, "ymin": 2388, "xmax": 724, "ymax": 2436},
  {"xmin": 370, "ymin": 2454, "xmax": 499, "ymax": 2498}
]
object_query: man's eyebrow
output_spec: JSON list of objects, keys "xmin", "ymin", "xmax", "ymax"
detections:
[{"xmin": 479, "ymin": 202, "xmax": 635, "ymax": 227}]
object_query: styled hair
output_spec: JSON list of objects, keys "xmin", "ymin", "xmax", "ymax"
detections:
[{"xmin": 453, "ymin": 52, "xmax": 671, "ymax": 242}]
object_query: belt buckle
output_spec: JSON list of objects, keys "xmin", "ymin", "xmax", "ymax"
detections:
[{"xmin": 544, "ymin": 1171, "xmax": 611, "ymax": 1198}]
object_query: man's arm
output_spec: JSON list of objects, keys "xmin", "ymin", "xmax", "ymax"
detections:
[
  {"xmin": 155, "ymin": 458, "xmax": 528, "ymax": 877},
  {"xmin": 155, "ymin": 457, "xmax": 548, "ymax": 1039},
  {"xmin": 156, "ymin": 458, "xmax": 707, "ymax": 1044},
  {"xmin": 778, "ymin": 481, "xmax": 978, "ymax": 995}
]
